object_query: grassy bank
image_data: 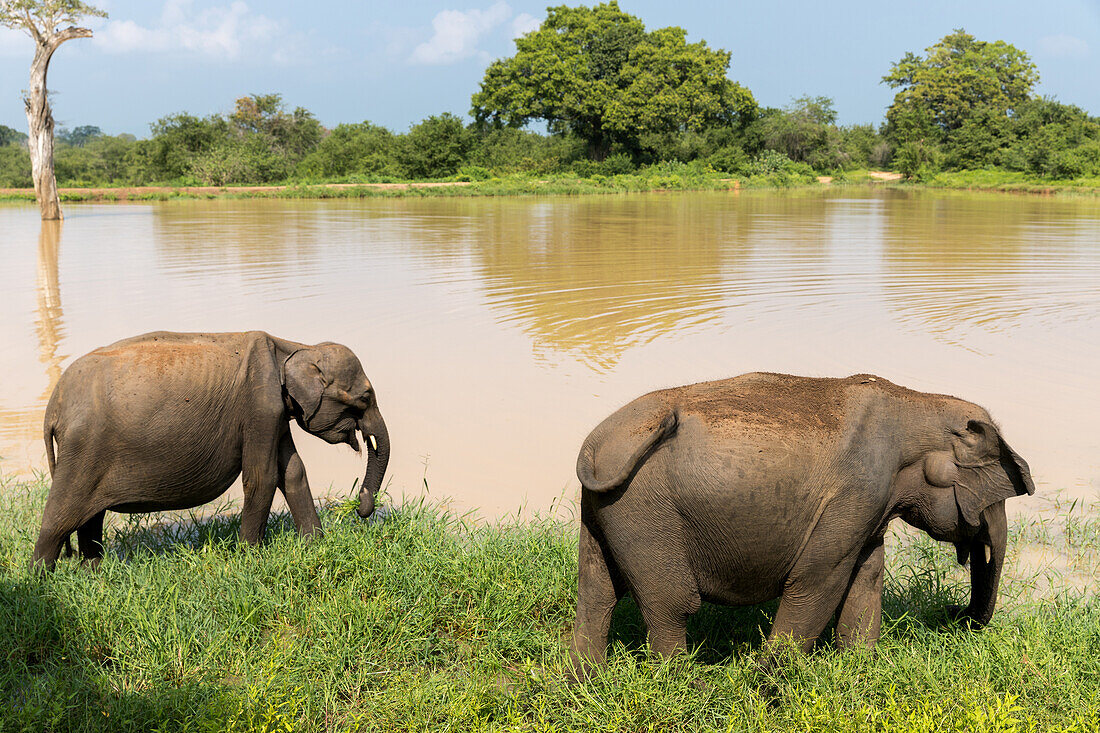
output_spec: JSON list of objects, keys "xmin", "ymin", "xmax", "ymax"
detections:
[
  {"xmin": 6, "ymin": 168, "xmax": 1100, "ymax": 205},
  {"xmin": 1, "ymin": 475, "xmax": 1097, "ymax": 732},
  {"xmin": 905, "ymin": 169, "xmax": 1100, "ymax": 196},
  {"xmin": 0, "ymin": 168, "xmax": 752, "ymax": 203}
]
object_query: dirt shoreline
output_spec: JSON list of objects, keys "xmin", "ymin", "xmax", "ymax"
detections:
[
  {"xmin": 0, "ymin": 173, "xmax": 916, "ymax": 201},
  {"xmin": 0, "ymin": 180, "xmax": 474, "ymax": 200}
]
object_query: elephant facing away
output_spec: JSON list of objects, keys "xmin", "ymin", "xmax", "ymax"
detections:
[
  {"xmin": 570, "ymin": 373, "xmax": 1034, "ymax": 674},
  {"xmin": 33, "ymin": 331, "xmax": 391, "ymax": 570}
]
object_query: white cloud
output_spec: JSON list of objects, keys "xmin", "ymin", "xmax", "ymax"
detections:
[
  {"xmin": 510, "ymin": 13, "xmax": 540, "ymax": 39},
  {"xmin": 1037, "ymin": 34, "xmax": 1090, "ymax": 58},
  {"xmin": 93, "ymin": 0, "xmax": 282, "ymax": 61},
  {"xmin": 409, "ymin": 1, "xmax": 511, "ymax": 65}
]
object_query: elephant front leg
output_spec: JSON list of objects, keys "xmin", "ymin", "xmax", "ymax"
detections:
[
  {"xmin": 277, "ymin": 431, "xmax": 322, "ymax": 539},
  {"xmin": 760, "ymin": 555, "xmax": 859, "ymax": 672},
  {"xmin": 835, "ymin": 539, "xmax": 885, "ymax": 651},
  {"xmin": 239, "ymin": 438, "xmax": 280, "ymax": 545}
]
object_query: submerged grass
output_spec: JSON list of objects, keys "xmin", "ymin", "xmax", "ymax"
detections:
[{"xmin": 1, "ymin": 474, "xmax": 1097, "ymax": 732}]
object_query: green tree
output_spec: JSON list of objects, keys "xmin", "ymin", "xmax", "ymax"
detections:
[
  {"xmin": 471, "ymin": 1, "xmax": 754, "ymax": 160},
  {"xmin": 1, "ymin": 0, "xmax": 106, "ymax": 219},
  {"xmin": 229, "ymin": 93, "xmax": 323, "ymax": 159},
  {"xmin": 467, "ymin": 127, "xmax": 583, "ymax": 174},
  {"xmin": 297, "ymin": 122, "xmax": 398, "ymax": 179},
  {"xmin": 760, "ymin": 96, "xmax": 849, "ymax": 171},
  {"xmin": 0, "ymin": 123, "xmax": 27, "ymax": 146},
  {"xmin": 396, "ymin": 113, "xmax": 473, "ymax": 178},
  {"xmin": 0, "ymin": 144, "xmax": 32, "ymax": 185},
  {"xmin": 883, "ymin": 29, "xmax": 1038, "ymax": 143},
  {"xmin": 147, "ymin": 112, "xmax": 230, "ymax": 181},
  {"xmin": 999, "ymin": 98, "xmax": 1100, "ymax": 178},
  {"xmin": 57, "ymin": 123, "xmax": 101, "ymax": 146}
]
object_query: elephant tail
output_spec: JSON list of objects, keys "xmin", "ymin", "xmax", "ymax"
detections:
[
  {"xmin": 44, "ymin": 397, "xmax": 72, "ymax": 557},
  {"xmin": 577, "ymin": 409, "xmax": 678, "ymax": 493},
  {"xmin": 43, "ymin": 400, "xmax": 58, "ymax": 478}
]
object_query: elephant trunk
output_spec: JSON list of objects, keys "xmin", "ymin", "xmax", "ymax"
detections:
[
  {"xmin": 961, "ymin": 501, "xmax": 1008, "ymax": 628},
  {"xmin": 357, "ymin": 407, "xmax": 390, "ymax": 518}
]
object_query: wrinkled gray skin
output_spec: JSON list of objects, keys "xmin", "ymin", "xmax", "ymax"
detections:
[
  {"xmin": 33, "ymin": 331, "xmax": 390, "ymax": 570},
  {"xmin": 570, "ymin": 373, "xmax": 1034, "ymax": 675}
]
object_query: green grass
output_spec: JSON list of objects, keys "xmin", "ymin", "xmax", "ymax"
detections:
[
  {"xmin": 900, "ymin": 168, "xmax": 1100, "ymax": 196},
  {"xmin": 0, "ymin": 166, "xmax": 814, "ymax": 204},
  {"xmin": 6, "ymin": 166, "xmax": 1100, "ymax": 205},
  {"xmin": 1, "ymin": 474, "xmax": 1097, "ymax": 732}
]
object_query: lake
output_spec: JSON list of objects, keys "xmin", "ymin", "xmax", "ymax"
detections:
[{"xmin": 1, "ymin": 188, "xmax": 1098, "ymax": 520}]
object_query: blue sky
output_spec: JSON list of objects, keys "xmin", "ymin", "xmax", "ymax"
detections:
[{"xmin": 1, "ymin": 0, "xmax": 1098, "ymax": 137}]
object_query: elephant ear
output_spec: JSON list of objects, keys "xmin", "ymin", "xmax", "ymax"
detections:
[
  {"xmin": 952, "ymin": 420, "xmax": 1035, "ymax": 528},
  {"xmin": 284, "ymin": 349, "xmax": 326, "ymax": 425}
]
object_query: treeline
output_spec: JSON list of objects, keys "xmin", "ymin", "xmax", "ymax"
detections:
[
  {"xmin": 0, "ymin": 95, "xmax": 882, "ymax": 187},
  {"xmin": 881, "ymin": 30, "xmax": 1100, "ymax": 180},
  {"xmin": 1, "ymin": 21, "xmax": 1099, "ymax": 188}
]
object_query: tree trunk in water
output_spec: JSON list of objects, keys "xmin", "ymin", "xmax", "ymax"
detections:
[
  {"xmin": 23, "ymin": 28, "xmax": 92, "ymax": 221},
  {"xmin": 26, "ymin": 44, "xmax": 62, "ymax": 220}
]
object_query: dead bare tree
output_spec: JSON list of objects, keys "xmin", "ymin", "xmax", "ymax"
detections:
[{"xmin": 1, "ymin": 1, "xmax": 106, "ymax": 220}]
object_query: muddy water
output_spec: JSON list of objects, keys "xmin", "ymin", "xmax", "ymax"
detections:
[{"xmin": 1, "ymin": 190, "xmax": 1098, "ymax": 522}]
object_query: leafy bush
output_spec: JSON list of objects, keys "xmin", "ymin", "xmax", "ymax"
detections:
[
  {"xmin": 0, "ymin": 144, "xmax": 31, "ymax": 186},
  {"xmin": 707, "ymin": 145, "xmax": 748, "ymax": 173},
  {"xmin": 894, "ymin": 140, "xmax": 943, "ymax": 180},
  {"xmin": 636, "ymin": 129, "xmax": 713, "ymax": 164},
  {"xmin": 147, "ymin": 112, "xmax": 231, "ymax": 181},
  {"xmin": 454, "ymin": 165, "xmax": 491, "ymax": 181},
  {"xmin": 745, "ymin": 149, "xmax": 797, "ymax": 176},
  {"xmin": 396, "ymin": 113, "xmax": 474, "ymax": 179},
  {"xmin": 467, "ymin": 127, "xmax": 583, "ymax": 175},
  {"xmin": 572, "ymin": 152, "xmax": 636, "ymax": 177},
  {"xmin": 296, "ymin": 122, "xmax": 398, "ymax": 179},
  {"xmin": 0, "ymin": 123, "xmax": 26, "ymax": 147}
]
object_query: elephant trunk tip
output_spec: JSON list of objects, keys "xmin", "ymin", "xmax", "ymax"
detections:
[{"xmin": 356, "ymin": 488, "xmax": 376, "ymax": 519}]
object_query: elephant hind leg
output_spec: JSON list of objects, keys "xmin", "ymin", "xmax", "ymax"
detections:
[
  {"xmin": 569, "ymin": 506, "xmax": 626, "ymax": 677},
  {"xmin": 32, "ymin": 470, "xmax": 103, "ymax": 571},
  {"xmin": 31, "ymin": 526, "xmax": 71, "ymax": 571},
  {"xmin": 32, "ymin": 506, "xmax": 85, "ymax": 571},
  {"xmin": 76, "ymin": 510, "xmax": 107, "ymax": 569}
]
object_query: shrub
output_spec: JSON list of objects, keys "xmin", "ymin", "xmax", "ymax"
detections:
[
  {"xmin": 707, "ymin": 145, "xmax": 748, "ymax": 173},
  {"xmin": 454, "ymin": 165, "xmax": 491, "ymax": 182},
  {"xmin": 396, "ymin": 113, "xmax": 474, "ymax": 179},
  {"xmin": 296, "ymin": 122, "xmax": 398, "ymax": 179},
  {"xmin": 572, "ymin": 152, "xmax": 636, "ymax": 177},
  {"xmin": 467, "ymin": 128, "xmax": 583, "ymax": 175},
  {"xmin": 0, "ymin": 145, "xmax": 31, "ymax": 187}
]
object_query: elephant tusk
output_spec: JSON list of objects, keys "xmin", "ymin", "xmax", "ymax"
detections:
[
  {"xmin": 984, "ymin": 545, "xmax": 992, "ymax": 564},
  {"xmin": 370, "ymin": 434, "xmax": 378, "ymax": 451}
]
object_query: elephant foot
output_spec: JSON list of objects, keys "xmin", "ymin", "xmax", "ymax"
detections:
[
  {"xmin": 946, "ymin": 604, "xmax": 985, "ymax": 630},
  {"xmin": 80, "ymin": 556, "xmax": 103, "ymax": 571}
]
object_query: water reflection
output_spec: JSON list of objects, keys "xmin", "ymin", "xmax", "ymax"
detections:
[
  {"xmin": 470, "ymin": 197, "xmax": 740, "ymax": 369},
  {"xmin": 0, "ymin": 220, "xmax": 66, "ymax": 452},
  {"xmin": 881, "ymin": 193, "xmax": 1100, "ymax": 341},
  {"xmin": 37, "ymin": 220, "xmax": 65, "ymax": 390},
  {"xmin": 0, "ymin": 192, "xmax": 1097, "ymax": 517}
]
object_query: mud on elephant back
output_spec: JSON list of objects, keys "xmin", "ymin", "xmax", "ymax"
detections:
[
  {"xmin": 32, "ymin": 331, "xmax": 391, "ymax": 570},
  {"xmin": 569, "ymin": 372, "xmax": 1034, "ymax": 677}
]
